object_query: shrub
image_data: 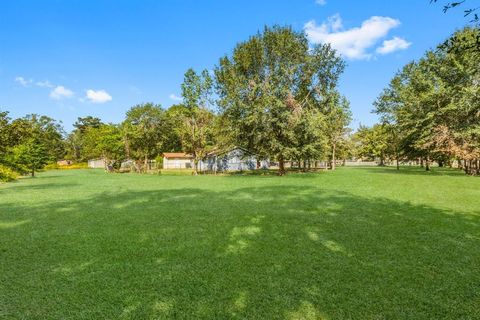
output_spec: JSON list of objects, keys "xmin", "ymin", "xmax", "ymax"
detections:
[
  {"xmin": 62, "ymin": 162, "xmax": 88, "ymax": 169},
  {"xmin": 44, "ymin": 163, "xmax": 60, "ymax": 170},
  {"xmin": 0, "ymin": 165, "xmax": 18, "ymax": 182},
  {"xmin": 155, "ymin": 155, "xmax": 164, "ymax": 169},
  {"xmin": 45, "ymin": 162, "xmax": 89, "ymax": 170}
]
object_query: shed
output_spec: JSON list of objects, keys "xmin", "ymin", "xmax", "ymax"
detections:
[
  {"xmin": 162, "ymin": 153, "xmax": 194, "ymax": 169},
  {"xmin": 88, "ymin": 158, "xmax": 106, "ymax": 169}
]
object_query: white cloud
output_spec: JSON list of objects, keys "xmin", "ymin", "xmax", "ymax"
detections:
[
  {"xmin": 36, "ymin": 80, "xmax": 54, "ymax": 88},
  {"xmin": 315, "ymin": 0, "xmax": 327, "ymax": 5},
  {"xmin": 169, "ymin": 94, "xmax": 183, "ymax": 102},
  {"xmin": 50, "ymin": 86, "xmax": 74, "ymax": 100},
  {"xmin": 14, "ymin": 76, "xmax": 32, "ymax": 87},
  {"xmin": 85, "ymin": 89, "xmax": 112, "ymax": 103},
  {"xmin": 376, "ymin": 36, "xmax": 412, "ymax": 54},
  {"xmin": 304, "ymin": 14, "xmax": 404, "ymax": 60}
]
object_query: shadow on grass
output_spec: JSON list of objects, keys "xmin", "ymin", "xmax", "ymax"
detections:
[
  {"xmin": 353, "ymin": 166, "xmax": 468, "ymax": 177},
  {"xmin": 0, "ymin": 184, "xmax": 479, "ymax": 319},
  {"xmin": 0, "ymin": 182, "xmax": 79, "ymax": 191}
]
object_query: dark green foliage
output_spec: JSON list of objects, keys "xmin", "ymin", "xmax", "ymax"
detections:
[
  {"xmin": 122, "ymin": 103, "xmax": 167, "ymax": 170},
  {"xmin": 180, "ymin": 68, "xmax": 216, "ymax": 174},
  {"xmin": 215, "ymin": 26, "xmax": 349, "ymax": 174},
  {"xmin": 12, "ymin": 137, "xmax": 49, "ymax": 176},
  {"xmin": 374, "ymin": 27, "xmax": 480, "ymax": 174}
]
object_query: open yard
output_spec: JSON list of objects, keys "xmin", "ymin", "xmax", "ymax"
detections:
[{"xmin": 1, "ymin": 167, "xmax": 479, "ymax": 319}]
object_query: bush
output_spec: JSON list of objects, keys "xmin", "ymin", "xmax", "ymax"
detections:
[
  {"xmin": 0, "ymin": 165, "xmax": 18, "ymax": 182},
  {"xmin": 45, "ymin": 162, "xmax": 88, "ymax": 170},
  {"xmin": 62, "ymin": 162, "xmax": 88, "ymax": 169},
  {"xmin": 155, "ymin": 155, "xmax": 164, "ymax": 169},
  {"xmin": 44, "ymin": 163, "xmax": 60, "ymax": 170}
]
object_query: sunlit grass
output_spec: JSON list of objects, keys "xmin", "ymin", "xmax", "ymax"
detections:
[{"xmin": 0, "ymin": 167, "xmax": 479, "ymax": 319}]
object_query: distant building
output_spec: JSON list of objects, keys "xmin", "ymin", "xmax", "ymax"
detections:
[
  {"xmin": 162, "ymin": 153, "xmax": 194, "ymax": 169},
  {"xmin": 88, "ymin": 158, "xmax": 106, "ymax": 169},
  {"xmin": 199, "ymin": 146, "xmax": 268, "ymax": 172}
]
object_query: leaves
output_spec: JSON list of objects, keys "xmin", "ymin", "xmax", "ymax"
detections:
[{"xmin": 215, "ymin": 26, "xmax": 348, "ymax": 171}]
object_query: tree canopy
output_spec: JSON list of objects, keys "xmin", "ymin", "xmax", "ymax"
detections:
[{"xmin": 215, "ymin": 26, "xmax": 348, "ymax": 174}]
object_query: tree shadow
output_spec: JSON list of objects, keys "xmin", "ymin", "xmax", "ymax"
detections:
[
  {"xmin": 0, "ymin": 182, "xmax": 79, "ymax": 192},
  {"xmin": 0, "ymin": 183, "xmax": 479, "ymax": 319},
  {"xmin": 353, "ymin": 166, "xmax": 468, "ymax": 177}
]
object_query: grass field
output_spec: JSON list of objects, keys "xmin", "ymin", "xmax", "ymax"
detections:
[{"xmin": 1, "ymin": 167, "xmax": 479, "ymax": 319}]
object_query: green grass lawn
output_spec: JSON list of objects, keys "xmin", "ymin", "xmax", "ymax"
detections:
[{"xmin": 1, "ymin": 167, "xmax": 479, "ymax": 319}]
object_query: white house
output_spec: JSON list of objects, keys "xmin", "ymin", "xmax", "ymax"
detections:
[
  {"xmin": 162, "ymin": 153, "xmax": 194, "ymax": 169},
  {"xmin": 199, "ymin": 147, "xmax": 268, "ymax": 172}
]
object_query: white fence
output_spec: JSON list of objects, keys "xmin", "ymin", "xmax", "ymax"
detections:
[{"xmin": 344, "ymin": 161, "xmax": 378, "ymax": 167}]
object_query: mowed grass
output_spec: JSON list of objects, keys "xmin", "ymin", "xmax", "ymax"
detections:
[{"xmin": 0, "ymin": 167, "xmax": 479, "ymax": 319}]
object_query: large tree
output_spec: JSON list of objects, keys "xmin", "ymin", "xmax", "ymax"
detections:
[
  {"xmin": 122, "ymin": 103, "xmax": 167, "ymax": 171},
  {"xmin": 65, "ymin": 116, "xmax": 104, "ymax": 161},
  {"xmin": 9, "ymin": 114, "xmax": 65, "ymax": 161},
  {"xmin": 215, "ymin": 26, "xmax": 346, "ymax": 175},
  {"xmin": 323, "ymin": 94, "xmax": 352, "ymax": 170},
  {"xmin": 81, "ymin": 124, "xmax": 125, "ymax": 167},
  {"xmin": 180, "ymin": 68, "xmax": 216, "ymax": 174},
  {"xmin": 13, "ymin": 137, "xmax": 49, "ymax": 177},
  {"xmin": 0, "ymin": 111, "xmax": 13, "ymax": 161},
  {"xmin": 353, "ymin": 125, "xmax": 390, "ymax": 165},
  {"xmin": 374, "ymin": 27, "xmax": 480, "ymax": 174}
]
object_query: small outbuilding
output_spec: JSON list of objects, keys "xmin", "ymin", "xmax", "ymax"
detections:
[
  {"xmin": 199, "ymin": 146, "xmax": 268, "ymax": 172},
  {"xmin": 162, "ymin": 153, "xmax": 194, "ymax": 169},
  {"xmin": 88, "ymin": 158, "xmax": 106, "ymax": 169}
]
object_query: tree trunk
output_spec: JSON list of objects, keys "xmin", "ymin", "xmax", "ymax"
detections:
[
  {"xmin": 425, "ymin": 156, "xmax": 430, "ymax": 171},
  {"xmin": 193, "ymin": 158, "xmax": 199, "ymax": 175},
  {"xmin": 331, "ymin": 143, "xmax": 336, "ymax": 171},
  {"xmin": 278, "ymin": 155, "xmax": 286, "ymax": 176},
  {"xmin": 31, "ymin": 168, "xmax": 35, "ymax": 177},
  {"xmin": 420, "ymin": 157, "xmax": 424, "ymax": 168}
]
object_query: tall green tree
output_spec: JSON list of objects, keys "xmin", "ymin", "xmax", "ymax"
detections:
[
  {"xmin": 0, "ymin": 111, "xmax": 13, "ymax": 161},
  {"xmin": 13, "ymin": 137, "xmax": 49, "ymax": 177},
  {"xmin": 353, "ymin": 125, "xmax": 390, "ymax": 165},
  {"xmin": 323, "ymin": 94, "xmax": 352, "ymax": 170},
  {"xmin": 123, "ymin": 103, "xmax": 166, "ymax": 171},
  {"xmin": 81, "ymin": 124, "xmax": 125, "ymax": 168},
  {"xmin": 180, "ymin": 68, "xmax": 216, "ymax": 174},
  {"xmin": 65, "ymin": 116, "xmax": 104, "ymax": 161},
  {"xmin": 215, "ymin": 26, "xmax": 346, "ymax": 175},
  {"xmin": 374, "ymin": 27, "xmax": 480, "ymax": 174},
  {"xmin": 163, "ymin": 104, "xmax": 188, "ymax": 152}
]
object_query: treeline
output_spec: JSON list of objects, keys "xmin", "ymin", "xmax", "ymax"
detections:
[
  {"xmin": 0, "ymin": 26, "xmax": 351, "ymax": 179},
  {"xmin": 1, "ymin": 26, "xmax": 478, "ymax": 180},
  {"xmin": 372, "ymin": 27, "xmax": 480, "ymax": 175}
]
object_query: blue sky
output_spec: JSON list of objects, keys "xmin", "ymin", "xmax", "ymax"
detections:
[{"xmin": 0, "ymin": 0, "xmax": 467, "ymax": 131}]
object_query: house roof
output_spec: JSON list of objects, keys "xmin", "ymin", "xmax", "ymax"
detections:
[
  {"xmin": 206, "ymin": 146, "xmax": 255, "ymax": 157},
  {"xmin": 162, "ymin": 152, "xmax": 193, "ymax": 159}
]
